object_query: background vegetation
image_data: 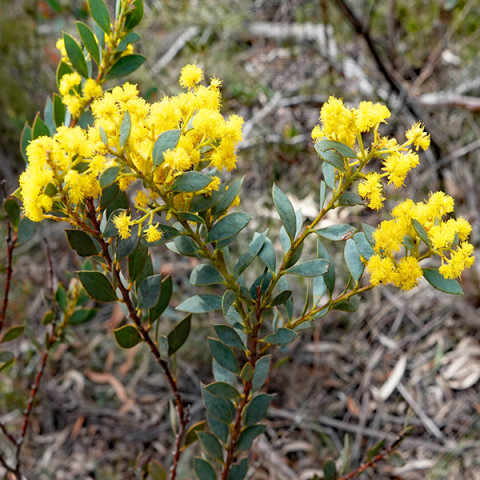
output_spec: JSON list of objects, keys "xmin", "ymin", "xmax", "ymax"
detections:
[{"xmin": 1, "ymin": 0, "xmax": 480, "ymax": 478}]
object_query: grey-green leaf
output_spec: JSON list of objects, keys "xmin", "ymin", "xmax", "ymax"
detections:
[
  {"xmin": 190, "ymin": 265, "xmax": 223, "ymax": 286},
  {"xmin": 206, "ymin": 212, "xmax": 251, "ymax": 243},
  {"xmin": 244, "ymin": 393, "xmax": 275, "ymax": 425},
  {"xmin": 153, "ymin": 129, "xmax": 181, "ymax": 166},
  {"xmin": 171, "ymin": 171, "xmax": 213, "ymax": 193},
  {"xmin": 88, "ymin": 0, "xmax": 111, "ymax": 34},
  {"xmin": 113, "ymin": 325, "xmax": 142, "ymax": 349},
  {"xmin": 412, "ymin": 219, "xmax": 432, "ymax": 248},
  {"xmin": 176, "ymin": 295, "xmax": 222, "ymax": 313},
  {"xmin": 167, "ymin": 314, "xmax": 192, "ymax": 355},
  {"xmin": 76, "ymin": 21, "xmax": 100, "ymax": 64},
  {"xmin": 77, "ymin": 271, "xmax": 117, "ymax": 302},
  {"xmin": 285, "ymin": 259, "xmax": 329, "ymax": 277},
  {"xmin": 263, "ymin": 328, "xmax": 298, "ymax": 346},
  {"xmin": 66, "ymin": 229, "xmax": 99, "ymax": 257},
  {"xmin": 63, "ymin": 33, "xmax": 88, "ymax": 78},
  {"xmin": 197, "ymin": 432, "xmax": 224, "ymax": 462},
  {"xmin": 273, "ymin": 184, "xmax": 296, "ymax": 241},
  {"xmin": 193, "ymin": 457, "xmax": 216, "ymax": 480},
  {"xmin": 107, "ymin": 54, "xmax": 146, "ymax": 79},
  {"xmin": 252, "ymin": 355, "xmax": 271, "ymax": 391},
  {"xmin": 208, "ymin": 338, "xmax": 239, "ymax": 374},
  {"xmin": 344, "ymin": 238, "xmax": 364, "ymax": 283},
  {"xmin": 204, "ymin": 381, "xmax": 240, "ymax": 400},
  {"xmin": 315, "ymin": 224, "xmax": 356, "ymax": 241},
  {"xmin": 423, "ymin": 268, "xmax": 463, "ymax": 295},
  {"xmin": 213, "ymin": 324, "xmax": 244, "ymax": 350},
  {"xmin": 138, "ymin": 274, "xmax": 162, "ymax": 310},
  {"xmin": 119, "ymin": 110, "xmax": 131, "ymax": 147},
  {"xmin": 237, "ymin": 424, "xmax": 266, "ymax": 451}
]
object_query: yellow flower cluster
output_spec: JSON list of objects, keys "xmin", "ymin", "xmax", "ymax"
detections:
[
  {"xmin": 366, "ymin": 192, "xmax": 474, "ymax": 289},
  {"xmin": 19, "ymin": 65, "xmax": 244, "ymax": 242},
  {"xmin": 313, "ymin": 97, "xmax": 431, "ymax": 210}
]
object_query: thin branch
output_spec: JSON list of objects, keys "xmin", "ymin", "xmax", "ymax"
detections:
[
  {"xmin": 14, "ymin": 238, "xmax": 59, "ymax": 475},
  {"xmin": 84, "ymin": 199, "xmax": 189, "ymax": 480},
  {"xmin": 0, "ymin": 182, "xmax": 17, "ymax": 335},
  {"xmin": 338, "ymin": 427, "xmax": 414, "ymax": 480}
]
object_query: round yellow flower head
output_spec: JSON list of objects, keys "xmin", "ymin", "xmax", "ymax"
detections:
[
  {"xmin": 113, "ymin": 211, "xmax": 132, "ymax": 239},
  {"xmin": 144, "ymin": 224, "xmax": 163, "ymax": 243},
  {"xmin": 179, "ymin": 64, "xmax": 204, "ymax": 89}
]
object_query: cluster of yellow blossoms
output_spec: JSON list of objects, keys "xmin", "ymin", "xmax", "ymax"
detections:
[
  {"xmin": 313, "ymin": 97, "xmax": 474, "ymax": 289},
  {"xmin": 313, "ymin": 96, "xmax": 430, "ymax": 210},
  {"xmin": 19, "ymin": 64, "xmax": 243, "ymax": 243},
  {"xmin": 366, "ymin": 192, "xmax": 474, "ymax": 289},
  {"xmin": 55, "ymin": 39, "xmax": 104, "ymax": 118}
]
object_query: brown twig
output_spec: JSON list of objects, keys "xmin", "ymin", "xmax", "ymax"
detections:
[
  {"xmin": 0, "ymin": 183, "xmax": 17, "ymax": 335},
  {"xmin": 338, "ymin": 426, "xmax": 414, "ymax": 480},
  {"xmin": 84, "ymin": 199, "xmax": 189, "ymax": 480},
  {"xmin": 221, "ymin": 290, "xmax": 263, "ymax": 480},
  {"xmin": 14, "ymin": 238, "xmax": 59, "ymax": 476}
]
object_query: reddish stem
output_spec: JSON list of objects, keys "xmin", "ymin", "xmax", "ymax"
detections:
[{"xmin": 84, "ymin": 199, "xmax": 188, "ymax": 479}]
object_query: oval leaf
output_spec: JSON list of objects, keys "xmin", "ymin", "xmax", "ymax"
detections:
[
  {"xmin": 208, "ymin": 338, "xmax": 239, "ymax": 374},
  {"xmin": 171, "ymin": 171, "xmax": 213, "ymax": 193},
  {"xmin": 315, "ymin": 224, "xmax": 356, "ymax": 241},
  {"xmin": 197, "ymin": 432, "xmax": 224, "ymax": 462},
  {"xmin": 107, "ymin": 54, "xmax": 146, "ymax": 79},
  {"xmin": 167, "ymin": 314, "xmax": 192, "ymax": 355},
  {"xmin": 423, "ymin": 268, "xmax": 463, "ymax": 295},
  {"xmin": 206, "ymin": 212, "xmax": 251, "ymax": 243},
  {"xmin": 77, "ymin": 270, "xmax": 117, "ymax": 302},
  {"xmin": 252, "ymin": 355, "xmax": 271, "ymax": 391},
  {"xmin": 66, "ymin": 229, "xmax": 99, "ymax": 257},
  {"xmin": 227, "ymin": 459, "xmax": 248, "ymax": 480},
  {"xmin": 237, "ymin": 424, "xmax": 266, "ymax": 451},
  {"xmin": 204, "ymin": 381, "xmax": 240, "ymax": 400},
  {"xmin": 193, "ymin": 457, "xmax": 216, "ymax": 480},
  {"xmin": 244, "ymin": 393, "xmax": 275, "ymax": 425},
  {"xmin": 76, "ymin": 21, "xmax": 100, "ymax": 63},
  {"xmin": 213, "ymin": 324, "xmax": 244, "ymax": 350},
  {"xmin": 190, "ymin": 265, "xmax": 223, "ymax": 286},
  {"xmin": 344, "ymin": 238, "xmax": 364, "ymax": 283},
  {"xmin": 1, "ymin": 325, "xmax": 24, "ymax": 343},
  {"xmin": 176, "ymin": 294, "xmax": 222, "ymax": 313},
  {"xmin": 63, "ymin": 33, "xmax": 88, "ymax": 78},
  {"xmin": 138, "ymin": 274, "xmax": 162, "ymax": 310},
  {"xmin": 88, "ymin": 0, "xmax": 111, "ymax": 34},
  {"xmin": 263, "ymin": 328, "xmax": 298, "ymax": 346},
  {"xmin": 285, "ymin": 259, "xmax": 329, "ymax": 277},
  {"xmin": 153, "ymin": 129, "xmax": 181, "ymax": 166},
  {"xmin": 125, "ymin": 0, "xmax": 144, "ymax": 30},
  {"xmin": 113, "ymin": 325, "xmax": 142, "ymax": 349},
  {"xmin": 273, "ymin": 184, "xmax": 296, "ymax": 241}
]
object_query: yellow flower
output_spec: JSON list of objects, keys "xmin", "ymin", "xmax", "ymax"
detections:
[
  {"xmin": 358, "ymin": 172, "xmax": 385, "ymax": 210},
  {"xmin": 113, "ymin": 211, "xmax": 132, "ymax": 239},
  {"xmin": 439, "ymin": 242, "xmax": 475, "ymax": 279},
  {"xmin": 382, "ymin": 151, "xmax": 419, "ymax": 188},
  {"xmin": 179, "ymin": 64, "xmax": 204, "ymax": 89},
  {"xmin": 354, "ymin": 101, "xmax": 391, "ymax": 133},
  {"xmin": 406, "ymin": 122, "xmax": 430, "ymax": 151},
  {"xmin": 59, "ymin": 73, "xmax": 82, "ymax": 96},
  {"xmin": 393, "ymin": 257, "xmax": 423, "ymax": 290},
  {"xmin": 373, "ymin": 219, "xmax": 406, "ymax": 255},
  {"xmin": 163, "ymin": 147, "xmax": 192, "ymax": 172},
  {"xmin": 56, "ymin": 38, "xmax": 67, "ymax": 59},
  {"xmin": 144, "ymin": 224, "xmax": 163, "ymax": 243},
  {"xmin": 83, "ymin": 79, "xmax": 103, "ymax": 101},
  {"xmin": 366, "ymin": 255, "xmax": 395, "ymax": 286}
]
